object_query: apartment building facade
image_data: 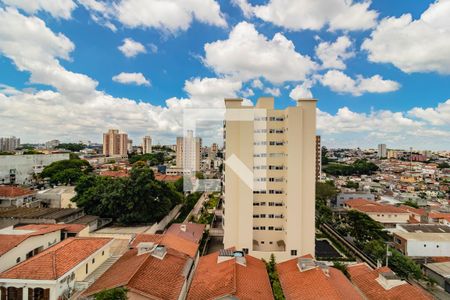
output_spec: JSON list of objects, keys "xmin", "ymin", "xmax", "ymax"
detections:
[
  {"xmin": 223, "ymin": 97, "xmax": 316, "ymax": 262},
  {"xmin": 142, "ymin": 136, "xmax": 152, "ymax": 154},
  {"xmin": 102, "ymin": 129, "xmax": 128, "ymax": 158},
  {"xmin": 0, "ymin": 137, "xmax": 20, "ymax": 153},
  {"xmin": 176, "ymin": 130, "xmax": 202, "ymax": 172}
]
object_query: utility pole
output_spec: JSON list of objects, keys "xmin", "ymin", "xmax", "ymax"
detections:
[{"xmin": 386, "ymin": 243, "xmax": 391, "ymax": 267}]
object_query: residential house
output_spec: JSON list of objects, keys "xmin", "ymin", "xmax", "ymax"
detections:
[
  {"xmin": 277, "ymin": 255, "xmax": 363, "ymax": 300},
  {"xmin": 0, "ymin": 186, "xmax": 37, "ymax": 208},
  {"xmin": 347, "ymin": 263, "xmax": 432, "ymax": 299},
  {"xmin": 0, "ymin": 237, "xmax": 112, "ymax": 300},
  {"xmin": 187, "ymin": 249, "xmax": 273, "ymax": 300}
]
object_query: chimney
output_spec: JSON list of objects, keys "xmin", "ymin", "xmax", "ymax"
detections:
[
  {"xmin": 180, "ymin": 224, "xmax": 187, "ymax": 232},
  {"xmin": 137, "ymin": 242, "xmax": 155, "ymax": 256}
]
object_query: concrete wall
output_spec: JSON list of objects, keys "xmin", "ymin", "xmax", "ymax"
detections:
[
  {"xmin": 0, "ymin": 154, "xmax": 70, "ymax": 185},
  {"xmin": 0, "ymin": 230, "xmax": 61, "ymax": 272}
]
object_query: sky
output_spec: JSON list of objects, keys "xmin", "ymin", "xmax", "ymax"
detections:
[{"xmin": 0, "ymin": 0, "xmax": 449, "ymax": 150}]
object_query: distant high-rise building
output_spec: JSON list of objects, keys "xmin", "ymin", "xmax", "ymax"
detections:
[
  {"xmin": 45, "ymin": 139, "xmax": 60, "ymax": 149},
  {"xmin": 176, "ymin": 130, "xmax": 202, "ymax": 172},
  {"xmin": 378, "ymin": 144, "xmax": 387, "ymax": 159},
  {"xmin": 316, "ymin": 136, "xmax": 322, "ymax": 182},
  {"xmin": 102, "ymin": 129, "xmax": 128, "ymax": 157},
  {"xmin": 127, "ymin": 139, "xmax": 133, "ymax": 153},
  {"xmin": 142, "ymin": 136, "xmax": 152, "ymax": 154},
  {"xmin": 223, "ymin": 97, "xmax": 316, "ymax": 262},
  {"xmin": 0, "ymin": 136, "xmax": 20, "ymax": 152}
]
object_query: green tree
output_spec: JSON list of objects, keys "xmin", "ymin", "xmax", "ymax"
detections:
[
  {"xmin": 265, "ymin": 254, "xmax": 285, "ymax": 300},
  {"xmin": 403, "ymin": 200, "xmax": 419, "ymax": 209},
  {"xmin": 56, "ymin": 143, "xmax": 85, "ymax": 152},
  {"xmin": 332, "ymin": 262, "xmax": 350, "ymax": 278},
  {"xmin": 41, "ymin": 158, "xmax": 92, "ymax": 185},
  {"xmin": 73, "ymin": 165, "xmax": 182, "ymax": 224},
  {"xmin": 438, "ymin": 162, "xmax": 450, "ymax": 169},
  {"xmin": 94, "ymin": 287, "xmax": 128, "ymax": 300},
  {"xmin": 344, "ymin": 181, "xmax": 359, "ymax": 189},
  {"xmin": 346, "ymin": 210, "xmax": 388, "ymax": 245}
]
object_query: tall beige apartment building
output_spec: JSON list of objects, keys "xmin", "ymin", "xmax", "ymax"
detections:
[
  {"xmin": 176, "ymin": 130, "xmax": 202, "ymax": 172},
  {"xmin": 142, "ymin": 136, "xmax": 152, "ymax": 154},
  {"xmin": 223, "ymin": 97, "xmax": 316, "ymax": 262},
  {"xmin": 102, "ymin": 129, "xmax": 128, "ymax": 158}
]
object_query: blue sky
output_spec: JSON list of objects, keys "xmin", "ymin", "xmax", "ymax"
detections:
[{"xmin": 0, "ymin": 0, "xmax": 449, "ymax": 150}]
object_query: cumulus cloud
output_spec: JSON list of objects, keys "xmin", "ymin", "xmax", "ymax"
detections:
[
  {"xmin": 362, "ymin": 0, "xmax": 450, "ymax": 74},
  {"xmin": 289, "ymin": 81, "xmax": 313, "ymax": 99},
  {"xmin": 203, "ymin": 22, "xmax": 317, "ymax": 84},
  {"xmin": 2, "ymin": 0, "xmax": 76, "ymax": 19},
  {"xmin": 0, "ymin": 8, "xmax": 97, "ymax": 96},
  {"xmin": 118, "ymin": 38, "xmax": 147, "ymax": 57},
  {"xmin": 251, "ymin": 79, "xmax": 263, "ymax": 89},
  {"xmin": 319, "ymin": 70, "xmax": 400, "ymax": 96},
  {"xmin": 112, "ymin": 72, "xmax": 151, "ymax": 86},
  {"xmin": 317, "ymin": 105, "xmax": 450, "ymax": 150},
  {"xmin": 80, "ymin": 0, "xmax": 227, "ymax": 33},
  {"xmin": 264, "ymin": 87, "xmax": 281, "ymax": 97},
  {"xmin": 315, "ymin": 36, "xmax": 354, "ymax": 69},
  {"xmin": 234, "ymin": 0, "xmax": 378, "ymax": 31},
  {"xmin": 408, "ymin": 99, "xmax": 450, "ymax": 126}
]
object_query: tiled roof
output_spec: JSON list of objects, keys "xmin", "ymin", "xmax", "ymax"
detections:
[
  {"xmin": 83, "ymin": 242, "xmax": 191, "ymax": 299},
  {"xmin": 99, "ymin": 170, "xmax": 129, "ymax": 177},
  {"xmin": 347, "ymin": 264, "xmax": 433, "ymax": 300},
  {"xmin": 345, "ymin": 199, "xmax": 408, "ymax": 214},
  {"xmin": 277, "ymin": 256, "xmax": 362, "ymax": 300},
  {"xmin": 131, "ymin": 233, "xmax": 199, "ymax": 258},
  {"xmin": 154, "ymin": 174, "xmax": 182, "ymax": 182},
  {"xmin": 399, "ymin": 205, "xmax": 426, "ymax": 216},
  {"xmin": 166, "ymin": 223, "xmax": 205, "ymax": 244},
  {"xmin": 0, "ymin": 237, "xmax": 111, "ymax": 280},
  {"xmin": 0, "ymin": 185, "xmax": 35, "ymax": 198},
  {"xmin": 187, "ymin": 250, "xmax": 273, "ymax": 300},
  {"xmin": 0, "ymin": 224, "xmax": 70, "ymax": 256}
]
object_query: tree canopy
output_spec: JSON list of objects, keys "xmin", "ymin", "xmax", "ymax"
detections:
[
  {"xmin": 73, "ymin": 165, "xmax": 182, "ymax": 224},
  {"xmin": 324, "ymin": 159, "xmax": 379, "ymax": 176},
  {"xmin": 94, "ymin": 287, "xmax": 128, "ymax": 300},
  {"xmin": 55, "ymin": 143, "xmax": 86, "ymax": 152},
  {"xmin": 129, "ymin": 152, "xmax": 165, "ymax": 165},
  {"xmin": 40, "ymin": 158, "xmax": 92, "ymax": 185}
]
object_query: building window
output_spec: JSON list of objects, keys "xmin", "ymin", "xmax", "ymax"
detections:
[
  {"xmin": 16, "ymin": 257, "xmax": 21, "ymax": 263},
  {"xmin": 86, "ymin": 263, "xmax": 89, "ymax": 274},
  {"xmin": 102, "ymin": 251, "xmax": 105, "ymax": 256},
  {"xmin": 269, "ymin": 241, "xmax": 273, "ymax": 244},
  {"xmin": 437, "ymin": 245, "xmax": 439, "ymax": 248},
  {"xmin": 268, "ymin": 226, "xmax": 274, "ymax": 230},
  {"xmin": 260, "ymin": 226, "xmax": 266, "ymax": 230},
  {"xmin": 92, "ymin": 258, "xmax": 95, "ymax": 264},
  {"xmin": 261, "ymin": 241, "xmax": 265, "ymax": 244},
  {"xmin": 243, "ymin": 248, "xmax": 249, "ymax": 254},
  {"xmin": 424, "ymin": 244, "xmax": 427, "ymax": 247},
  {"xmin": 291, "ymin": 250, "xmax": 297, "ymax": 256}
]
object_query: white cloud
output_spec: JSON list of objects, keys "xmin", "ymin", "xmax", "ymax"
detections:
[
  {"xmin": 148, "ymin": 43, "xmax": 158, "ymax": 54},
  {"xmin": 289, "ymin": 81, "xmax": 313, "ymax": 99},
  {"xmin": 203, "ymin": 22, "xmax": 317, "ymax": 84},
  {"xmin": 234, "ymin": 0, "xmax": 378, "ymax": 31},
  {"xmin": 251, "ymin": 79, "xmax": 263, "ymax": 89},
  {"xmin": 264, "ymin": 87, "xmax": 281, "ymax": 97},
  {"xmin": 112, "ymin": 72, "xmax": 151, "ymax": 86},
  {"xmin": 113, "ymin": 0, "xmax": 226, "ymax": 32},
  {"xmin": 0, "ymin": 8, "xmax": 97, "ymax": 96},
  {"xmin": 362, "ymin": 0, "xmax": 450, "ymax": 74},
  {"xmin": 315, "ymin": 36, "xmax": 354, "ymax": 69},
  {"xmin": 317, "ymin": 105, "xmax": 450, "ymax": 150},
  {"xmin": 241, "ymin": 88, "xmax": 254, "ymax": 97},
  {"xmin": 319, "ymin": 70, "xmax": 400, "ymax": 96},
  {"xmin": 2, "ymin": 0, "xmax": 76, "ymax": 19},
  {"xmin": 78, "ymin": 0, "xmax": 117, "ymax": 31},
  {"xmin": 408, "ymin": 99, "xmax": 450, "ymax": 126},
  {"xmin": 118, "ymin": 38, "xmax": 146, "ymax": 58}
]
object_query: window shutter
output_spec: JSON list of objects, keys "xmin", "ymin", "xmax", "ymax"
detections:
[
  {"xmin": 44, "ymin": 288, "xmax": 50, "ymax": 300},
  {"xmin": 0, "ymin": 287, "xmax": 6, "ymax": 300},
  {"xmin": 16, "ymin": 288, "xmax": 23, "ymax": 299}
]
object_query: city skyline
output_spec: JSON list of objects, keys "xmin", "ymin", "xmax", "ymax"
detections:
[{"xmin": 0, "ymin": 1, "xmax": 449, "ymax": 150}]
